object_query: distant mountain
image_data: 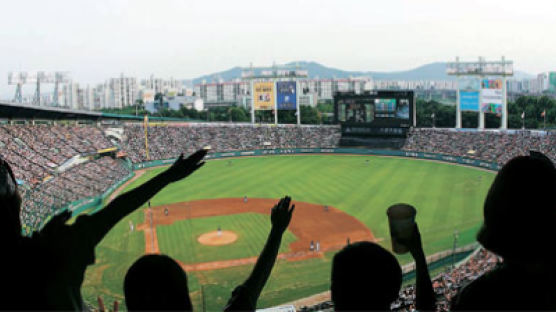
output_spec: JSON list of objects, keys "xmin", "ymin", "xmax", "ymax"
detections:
[
  {"xmin": 190, "ymin": 67, "xmax": 244, "ymax": 85},
  {"xmin": 188, "ymin": 61, "xmax": 534, "ymax": 85}
]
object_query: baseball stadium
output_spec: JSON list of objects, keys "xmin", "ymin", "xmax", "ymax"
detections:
[{"xmin": 2, "ymin": 93, "xmax": 555, "ymax": 311}]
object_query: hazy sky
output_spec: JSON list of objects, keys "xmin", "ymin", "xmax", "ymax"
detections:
[{"xmin": 2, "ymin": 0, "xmax": 555, "ymax": 98}]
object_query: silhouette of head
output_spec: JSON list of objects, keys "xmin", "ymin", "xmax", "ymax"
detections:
[
  {"xmin": 478, "ymin": 152, "xmax": 556, "ymax": 261},
  {"xmin": 331, "ymin": 241, "xmax": 402, "ymax": 311},
  {"xmin": 124, "ymin": 255, "xmax": 192, "ymax": 311},
  {"xmin": 0, "ymin": 158, "xmax": 22, "ymax": 239}
]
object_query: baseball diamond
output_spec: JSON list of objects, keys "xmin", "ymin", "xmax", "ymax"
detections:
[{"xmin": 82, "ymin": 154, "xmax": 495, "ymax": 310}]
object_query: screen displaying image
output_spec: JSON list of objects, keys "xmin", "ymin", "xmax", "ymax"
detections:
[
  {"xmin": 374, "ymin": 99, "xmax": 397, "ymax": 118},
  {"xmin": 396, "ymin": 99, "xmax": 410, "ymax": 119}
]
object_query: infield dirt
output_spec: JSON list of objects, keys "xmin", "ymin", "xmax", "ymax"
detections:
[{"xmin": 136, "ymin": 198, "xmax": 376, "ymax": 271}]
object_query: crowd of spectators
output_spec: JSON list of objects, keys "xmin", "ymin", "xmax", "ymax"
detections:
[
  {"xmin": 403, "ymin": 128, "xmax": 556, "ymax": 165},
  {"xmin": 0, "ymin": 125, "xmax": 113, "ymax": 185},
  {"xmin": 392, "ymin": 248, "xmax": 501, "ymax": 312},
  {"xmin": 298, "ymin": 248, "xmax": 501, "ymax": 312},
  {"xmin": 121, "ymin": 123, "xmax": 342, "ymax": 163},
  {"xmin": 21, "ymin": 157, "xmax": 131, "ymax": 231}
]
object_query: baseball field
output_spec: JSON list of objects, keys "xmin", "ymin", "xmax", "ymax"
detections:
[{"xmin": 81, "ymin": 155, "xmax": 495, "ymax": 310}]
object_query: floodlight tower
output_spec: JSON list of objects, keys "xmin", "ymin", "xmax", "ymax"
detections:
[
  {"xmin": 7, "ymin": 71, "xmax": 70, "ymax": 106},
  {"xmin": 33, "ymin": 72, "xmax": 47, "ymax": 106},
  {"xmin": 8, "ymin": 72, "xmax": 27, "ymax": 103},
  {"xmin": 53, "ymin": 72, "xmax": 70, "ymax": 106}
]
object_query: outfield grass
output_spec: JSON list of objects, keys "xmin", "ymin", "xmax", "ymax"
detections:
[
  {"xmin": 83, "ymin": 155, "xmax": 495, "ymax": 310},
  {"xmin": 157, "ymin": 213, "xmax": 297, "ymax": 263}
]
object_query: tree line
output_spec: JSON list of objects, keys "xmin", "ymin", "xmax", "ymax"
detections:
[
  {"xmin": 416, "ymin": 96, "xmax": 556, "ymax": 129},
  {"xmin": 101, "ymin": 95, "xmax": 556, "ymax": 129}
]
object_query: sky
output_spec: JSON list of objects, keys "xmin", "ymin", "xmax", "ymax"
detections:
[{"xmin": 1, "ymin": 0, "xmax": 556, "ymax": 98}]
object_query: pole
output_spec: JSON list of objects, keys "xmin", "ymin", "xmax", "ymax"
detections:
[
  {"xmin": 478, "ymin": 71, "xmax": 485, "ymax": 129},
  {"xmin": 251, "ymin": 80, "xmax": 255, "ymax": 124},
  {"xmin": 456, "ymin": 87, "xmax": 462, "ymax": 128},
  {"xmin": 296, "ymin": 79, "xmax": 301, "ymax": 125},
  {"xmin": 274, "ymin": 81, "xmax": 278, "ymax": 125},
  {"xmin": 455, "ymin": 57, "xmax": 462, "ymax": 129},
  {"xmin": 501, "ymin": 75, "xmax": 508, "ymax": 129}
]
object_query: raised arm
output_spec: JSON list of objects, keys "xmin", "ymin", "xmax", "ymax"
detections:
[
  {"xmin": 87, "ymin": 149, "xmax": 207, "ymax": 245},
  {"xmin": 224, "ymin": 196, "xmax": 295, "ymax": 311},
  {"xmin": 407, "ymin": 224, "xmax": 436, "ymax": 311}
]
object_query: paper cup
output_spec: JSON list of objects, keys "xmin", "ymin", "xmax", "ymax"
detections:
[{"xmin": 387, "ymin": 204, "xmax": 417, "ymax": 254}]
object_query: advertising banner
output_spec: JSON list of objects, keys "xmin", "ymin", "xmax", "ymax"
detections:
[
  {"xmin": 481, "ymin": 89, "xmax": 503, "ymax": 114},
  {"xmin": 276, "ymin": 81, "xmax": 297, "ymax": 110},
  {"xmin": 481, "ymin": 79, "xmax": 503, "ymax": 114},
  {"xmin": 458, "ymin": 77, "xmax": 480, "ymax": 91},
  {"xmin": 550, "ymin": 72, "xmax": 556, "ymax": 93},
  {"xmin": 253, "ymin": 82, "xmax": 275, "ymax": 110},
  {"xmin": 459, "ymin": 91, "xmax": 480, "ymax": 111},
  {"xmin": 481, "ymin": 79, "xmax": 503, "ymax": 89}
]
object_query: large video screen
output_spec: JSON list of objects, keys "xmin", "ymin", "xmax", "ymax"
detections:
[{"xmin": 334, "ymin": 91, "xmax": 414, "ymax": 137}]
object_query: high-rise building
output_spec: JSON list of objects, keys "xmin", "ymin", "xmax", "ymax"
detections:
[
  {"xmin": 62, "ymin": 82, "xmax": 79, "ymax": 109},
  {"xmin": 82, "ymin": 85, "xmax": 96, "ymax": 110},
  {"xmin": 140, "ymin": 75, "xmax": 184, "ymax": 96},
  {"xmin": 109, "ymin": 74, "xmax": 137, "ymax": 108}
]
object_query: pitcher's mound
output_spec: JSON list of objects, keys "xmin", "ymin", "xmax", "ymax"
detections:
[{"xmin": 198, "ymin": 231, "xmax": 238, "ymax": 246}]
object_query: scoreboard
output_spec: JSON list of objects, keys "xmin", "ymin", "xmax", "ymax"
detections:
[{"xmin": 334, "ymin": 90, "xmax": 415, "ymax": 137}]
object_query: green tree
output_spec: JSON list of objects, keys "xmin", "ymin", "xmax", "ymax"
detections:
[
  {"xmin": 300, "ymin": 106, "xmax": 320, "ymax": 124},
  {"xmin": 229, "ymin": 106, "xmax": 249, "ymax": 122}
]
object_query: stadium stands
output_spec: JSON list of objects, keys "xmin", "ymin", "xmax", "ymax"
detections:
[
  {"xmin": 0, "ymin": 125, "xmax": 113, "ymax": 185},
  {"xmin": 21, "ymin": 156, "xmax": 131, "ymax": 230},
  {"xmin": 403, "ymin": 128, "xmax": 556, "ymax": 166},
  {"xmin": 392, "ymin": 248, "xmax": 501, "ymax": 312},
  {"xmin": 298, "ymin": 248, "xmax": 501, "ymax": 312},
  {"xmin": 121, "ymin": 123, "xmax": 342, "ymax": 163}
]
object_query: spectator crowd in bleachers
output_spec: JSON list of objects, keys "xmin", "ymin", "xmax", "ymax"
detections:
[
  {"xmin": 0, "ymin": 125, "xmax": 113, "ymax": 185},
  {"xmin": 403, "ymin": 128, "xmax": 556, "ymax": 165},
  {"xmin": 121, "ymin": 123, "xmax": 342, "ymax": 163},
  {"xmin": 298, "ymin": 248, "xmax": 501, "ymax": 312},
  {"xmin": 21, "ymin": 157, "xmax": 130, "ymax": 230},
  {"xmin": 392, "ymin": 248, "xmax": 501, "ymax": 312}
]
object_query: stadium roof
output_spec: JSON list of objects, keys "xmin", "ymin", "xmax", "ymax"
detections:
[
  {"xmin": 0, "ymin": 101, "xmax": 102, "ymax": 120},
  {"xmin": 0, "ymin": 101, "xmax": 200, "ymax": 122}
]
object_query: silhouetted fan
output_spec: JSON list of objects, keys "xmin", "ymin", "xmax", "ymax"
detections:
[
  {"xmin": 453, "ymin": 151, "xmax": 556, "ymax": 310},
  {"xmin": 0, "ymin": 150, "xmax": 206, "ymax": 310}
]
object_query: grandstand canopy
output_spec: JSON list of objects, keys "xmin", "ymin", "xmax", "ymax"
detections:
[
  {"xmin": 0, "ymin": 101, "xmax": 102, "ymax": 120},
  {"xmin": 0, "ymin": 101, "xmax": 199, "ymax": 122}
]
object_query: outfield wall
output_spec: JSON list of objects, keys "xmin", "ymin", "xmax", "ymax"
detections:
[{"xmin": 133, "ymin": 148, "xmax": 502, "ymax": 171}]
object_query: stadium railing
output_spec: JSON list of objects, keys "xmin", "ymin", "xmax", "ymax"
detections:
[{"xmin": 132, "ymin": 148, "xmax": 502, "ymax": 171}]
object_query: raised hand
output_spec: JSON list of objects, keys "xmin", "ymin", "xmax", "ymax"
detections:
[
  {"xmin": 399, "ymin": 223, "xmax": 424, "ymax": 258},
  {"xmin": 408, "ymin": 223, "xmax": 424, "ymax": 258},
  {"xmin": 224, "ymin": 196, "xmax": 296, "ymax": 311},
  {"xmin": 163, "ymin": 149, "xmax": 207, "ymax": 183},
  {"xmin": 271, "ymin": 196, "xmax": 295, "ymax": 233}
]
